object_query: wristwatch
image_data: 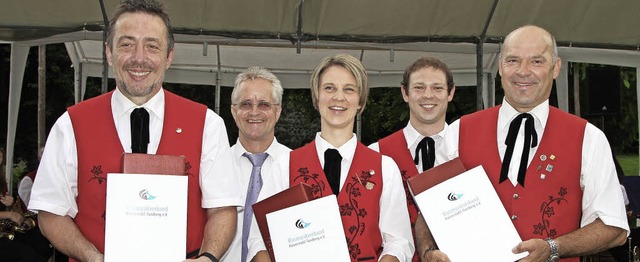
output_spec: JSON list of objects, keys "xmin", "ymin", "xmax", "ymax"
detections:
[{"xmin": 546, "ymin": 238, "xmax": 560, "ymax": 262}]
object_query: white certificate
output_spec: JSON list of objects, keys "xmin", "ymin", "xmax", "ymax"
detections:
[
  {"xmin": 104, "ymin": 173, "xmax": 188, "ymax": 262},
  {"xmin": 266, "ymin": 195, "xmax": 350, "ymax": 262},
  {"xmin": 413, "ymin": 166, "xmax": 528, "ymax": 262}
]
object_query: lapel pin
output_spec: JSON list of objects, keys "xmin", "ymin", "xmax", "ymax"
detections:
[
  {"xmin": 366, "ymin": 181, "xmax": 375, "ymax": 190},
  {"xmin": 176, "ymin": 128, "xmax": 183, "ymax": 134},
  {"xmin": 540, "ymin": 174, "xmax": 546, "ymax": 179},
  {"xmin": 540, "ymin": 154, "xmax": 547, "ymax": 161},
  {"xmin": 537, "ymin": 165, "xmax": 542, "ymax": 171},
  {"xmin": 369, "ymin": 170, "xmax": 375, "ymax": 176},
  {"xmin": 545, "ymin": 164, "xmax": 553, "ymax": 172},
  {"xmin": 550, "ymin": 155, "xmax": 556, "ymax": 160}
]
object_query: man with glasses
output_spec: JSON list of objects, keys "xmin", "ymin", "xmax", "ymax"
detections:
[{"xmin": 224, "ymin": 67, "xmax": 291, "ymax": 262}]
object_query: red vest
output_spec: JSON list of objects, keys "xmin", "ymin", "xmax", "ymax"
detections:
[
  {"xmin": 459, "ymin": 106, "xmax": 584, "ymax": 262},
  {"xmin": 290, "ymin": 141, "xmax": 384, "ymax": 261},
  {"xmin": 378, "ymin": 130, "xmax": 420, "ymax": 262},
  {"xmin": 68, "ymin": 90, "xmax": 207, "ymax": 257}
]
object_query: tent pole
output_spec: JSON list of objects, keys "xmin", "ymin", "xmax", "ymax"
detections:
[
  {"xmin": 6, "ymin": 44, "xmax": 29, "ymax": 195},
  {"xmin": 477, "ymin": 0, "xmax": 500, "ymax": 110},
  {"xmin": 295, "ymin": 0, "xmax": 304, "ymax": 54},
  {"xmin": 637, "ymin": 67, "xmax": 640, "ymax": 176},
  {"xmin": 215, "ymin": 45, "xmax": 221, "ymax": 114},
  {"xmin": 99, "ymin": 0, "xmax": 109, "ymax": 94},
  {"xmin": 38, "ymin": 45, "xmax": 46, "ymax": 159},
  {"xmin": 476, "ymin": 40, "xmax": 485, "ymax": 110}
]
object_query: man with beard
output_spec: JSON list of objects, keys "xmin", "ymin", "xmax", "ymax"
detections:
[
  {"xmin": 28, "ymin": 0, "xmax": 241, "ymax": 261},
  {"xmin": 222, "ymin": 67, "xmax": 291, "ymax": 262},
  {"xmin": 369, "ymin": 57, "xmax": 455, "ymax": 262},
  {"xmin": 426, "ymin": 25, "xmax": 629, "ymax": 262}
]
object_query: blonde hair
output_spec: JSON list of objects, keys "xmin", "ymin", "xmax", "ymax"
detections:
[{"xmin": 309, "ymin": 54, "xmax": 369, "ymax": 115}]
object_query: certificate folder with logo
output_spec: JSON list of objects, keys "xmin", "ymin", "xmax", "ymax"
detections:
[
  {"xmin": 407, "ymin": 158, "xmax": 527, "ymax": 262},
  {"xmin": 252, "ymin": 183, "xmax": 314, "ymax": 261},
  {"xmin": 266, "ymin": 195, "xmax": 349, "ymax": 262},
  {"xmin": 104, "ymin": 153, "xmax": 188, "ymax": 262}
]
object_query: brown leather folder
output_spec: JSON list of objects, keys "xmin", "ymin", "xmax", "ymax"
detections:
[
  {"xmin": 407, "ymin": 157, "xmax": 467, "ymax": 197},
  {"xmin": 252, "ymin": 183, "xmax": 314, "ymax": 262},
  {"xmin": 120, "ymin": 153, "xmax": 186, "ymax": 175}
]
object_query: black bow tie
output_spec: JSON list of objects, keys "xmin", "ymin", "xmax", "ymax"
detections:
[
  {"xmin": 414, "ymin": 136, "xmax": 435, "ymax": 172},
  {"xmin": 500, "ymin": 113, "xmax": 538, "ymax": 186}
]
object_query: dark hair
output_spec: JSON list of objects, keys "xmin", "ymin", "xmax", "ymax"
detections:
[
  {"xmin": 401, "ymin": 57, "xmax": 454, "ymax": 93},
  {"xmin": 106, "ymin": 0, "xmax": 175, "ymax": 57}
]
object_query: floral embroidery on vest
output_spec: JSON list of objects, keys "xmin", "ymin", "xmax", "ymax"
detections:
[
  {"xmin": 89, "ymin": 165, "xmax": 106, "ymax": 184},
  {"xmin": 534, "ymin": 187, "xmax": 568, "ymax": 238},
  {"xmin": 400, "ymin": 169, "xmax": 416, "ymax": 208},
  {"xmin": 292, "ymin": 167, "xmax": 326, "ymax": 197},
  {"xmin": 343, "ymin": 170, "xmax": 374, "ymax": 259},
  {"xmin": 185, "ymin": 161, "xmax": 192, "ymax": 177}
]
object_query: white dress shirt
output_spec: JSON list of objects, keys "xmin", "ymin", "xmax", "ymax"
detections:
[
  {"xmin": 29, "ymin": 88, "xmax": 242, "ymax": 218},
  {"xmin": 443, "ymin": 99, "xmax": 629, "ymax": 232},
  {"xmin": 369, "ymin": 121, "xmax": 449, "ymax": 171},
  {"xmin": 221, "ymin": 138, "xmax": 291, "ymax": 262},
  {"xmin": 247, "ymin": 133, "xmax": 414, "ymax": 261}
]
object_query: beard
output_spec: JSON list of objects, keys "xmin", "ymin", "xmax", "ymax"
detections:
[
  {"xmin": 116, "ymin": 60, "xmax": 163, "ymax": 97},
  {"xmin": 116, "ymin": 77, "xmax": 159, "ymax": 97}
]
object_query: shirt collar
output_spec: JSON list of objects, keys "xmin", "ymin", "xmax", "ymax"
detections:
[
  {"xmin": 498, "ymin": 98, "xmax": 548, "ymax": 133},
  {"xmin": 315, "ymin": 132, "xmax": 357, "ymax": 163},
  {"xmin": 403, "ymin": 121, "xmax": 449, "ymax": 149},
  {"xmin": 112, "ymin": 87, "xmax": 165, "ymax": 120},
  {"xmin": 232, "ymin": 137, "xmax": 280, "ymax": 161}
]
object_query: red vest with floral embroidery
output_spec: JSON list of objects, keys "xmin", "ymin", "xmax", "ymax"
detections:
[
  {"xmin": 459, "ymin": 106, "xmax": 584, "ymax": 262},
  {"xmin": 378, "ymin": 130, "xmax": 420, "ymax": 262},
  {"xmin": 289, "ymin": 141, "xmax": 383, "ymax": 261},
  {"xmin": 68, "ymin": 90, "xmax": 207, "ymax": 257}
]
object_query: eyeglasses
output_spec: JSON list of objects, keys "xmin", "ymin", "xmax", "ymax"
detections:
[{"xmin": 232, "ymin": 100, "xmax": 280, "ymax": 111}]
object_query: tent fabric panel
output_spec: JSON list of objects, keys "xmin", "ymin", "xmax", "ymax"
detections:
[
  {"xmin": 487, "ymin": 0, "xmax": 640, "ymax": 46},
  {"xmin": 301, "ymin": 0, "xmax": 495, "ymax": 38}
]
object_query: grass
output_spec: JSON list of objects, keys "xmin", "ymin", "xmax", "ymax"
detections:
[{"xmin": 617, "ymin": 154, "xmax": 639, "ymax": 177}]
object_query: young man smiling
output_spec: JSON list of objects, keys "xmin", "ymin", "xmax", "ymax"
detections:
[{"xmin": 369, "ymin": 57, "xmax": 455, "ymax": 262}]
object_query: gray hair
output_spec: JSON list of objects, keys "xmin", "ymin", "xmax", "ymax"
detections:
[{"xmin": 231, "ymin": 66, "xmax": 284, "ymax": 104}]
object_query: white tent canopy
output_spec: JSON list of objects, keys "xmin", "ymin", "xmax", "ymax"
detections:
[{"xmin": 3, "ymin": 0, "xmax": 640, "ymax": 182}]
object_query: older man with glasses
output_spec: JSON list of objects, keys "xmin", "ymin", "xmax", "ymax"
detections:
[{"xmin": 223, "ymin": 66, "xmax": 291, "ymax": 262}]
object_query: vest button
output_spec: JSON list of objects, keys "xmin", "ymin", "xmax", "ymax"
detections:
[
  {"xmin": 511, "ymin": 215, "xmax": 518, "ymax": 220},
  {"xmin": 513, "ymin": 193, "xmax": 519, "ymax": 199}
]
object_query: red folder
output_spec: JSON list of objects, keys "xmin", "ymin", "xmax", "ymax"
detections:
[
  {"xmin": 252, "ymin": 183, "xmax": 314, "ymax": 262},
  {"xmin": 407, "ymin": 157, "xmax": 467, "ymax": 196},
  {"xmin": 120, "ymin": 153, "xmax": 186, "ymax": 175}
]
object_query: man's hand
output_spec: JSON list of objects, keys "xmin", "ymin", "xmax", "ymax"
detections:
[
  {"xmin": 422, "ymin": 249, "xmax": 451, "ymax": 262},
  {"xmin": 512, "ymin": 238, "xmax": 550, "ymax": 262}
]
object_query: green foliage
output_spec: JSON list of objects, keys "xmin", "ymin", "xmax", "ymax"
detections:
[
  {"xmin": 276, "ymin": 89, "xmax": 320, "ymax": 149},
  {"xmin": 11, "ymin": 159, "xmax": 27, "ymax": 189},
  {"xmin": 361, "ymin": 87, "xmax": 407, "ymax": 145},
  {"xmin": 618, "ymin": 154, "xmax": 639, "ymax": 177}
]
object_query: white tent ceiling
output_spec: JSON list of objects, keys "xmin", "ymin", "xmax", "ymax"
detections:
[{"xmin": 3, "ymin": 0, "xmax": 640, "ymax": 182}]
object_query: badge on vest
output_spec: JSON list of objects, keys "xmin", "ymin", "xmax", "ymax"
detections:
[
  {"xmin": 355, "ymin": 170, "xmax": 376, "ymax": 190},
  {"xmin": 538, "ymin": 153, "xmax": 555, "ymax": 180}
]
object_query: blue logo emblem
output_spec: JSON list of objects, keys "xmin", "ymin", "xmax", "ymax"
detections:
[
  {"xmin": 139, "ymin": 189, "xmax": 156, "ymax": 200},
  {"xmin": 295, "ymin": 219, "xmax": 311, "ymax": 229},
  {"xmin": 447, "ymin": 192, "xmax": 463, "ymax": 201}
]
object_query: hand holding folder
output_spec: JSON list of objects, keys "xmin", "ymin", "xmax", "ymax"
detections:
[
  {"xmin": 407, "ymin": 158, "xmax": 527, "ymax": 262},
  {"xmin": 252, "ymin": 183, "xmax": 314, "ymax": 262}
]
